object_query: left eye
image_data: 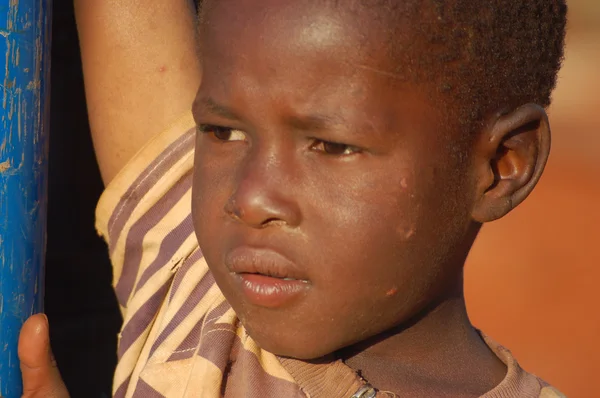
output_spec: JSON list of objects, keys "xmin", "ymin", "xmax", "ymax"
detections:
[
  {"xmin": 311, "ymin": 140, "xmax": 360, "ymax": 156},
  {"xmin": 198, "ymin": 124, "xmax": 247, "ymax": 142}
]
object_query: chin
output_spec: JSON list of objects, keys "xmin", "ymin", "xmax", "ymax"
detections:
[
  {"xmin": 262, "ymin": 343, "xmax": 331, "ymax": 361},
  {"xmin": 244, "ymin": 326, "xmax": 335, "ymax": 360}
]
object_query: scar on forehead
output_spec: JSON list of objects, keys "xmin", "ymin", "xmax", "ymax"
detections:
[{"xmin": 354, "ymin": 64, "xmax": 407, "ymax": 81}]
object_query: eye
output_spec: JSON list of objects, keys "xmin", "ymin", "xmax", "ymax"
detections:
[
  {"xmin": 197, "ymin": 124, "xmax": 246, "ymax": 142},
  {"xmin": 311, "ymin": 139, "xmax": 361, "ymax": 156}
]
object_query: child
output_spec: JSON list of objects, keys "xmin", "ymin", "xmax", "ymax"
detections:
[{"xmin": 19, "ymin": 0, "xmax": 568, "ymax": 397}]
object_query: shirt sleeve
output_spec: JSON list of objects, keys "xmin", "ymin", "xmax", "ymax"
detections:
[{"xmin": 95, "ymin": 111, "xmax": 197, "ymax": 312}]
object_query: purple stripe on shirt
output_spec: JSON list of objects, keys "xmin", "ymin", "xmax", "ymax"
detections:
[
  {"xmin": 165, "ymin": 300, "xmax": 231, "ymax": 363},
  {"xmin": 118, "ymin": 282, "xmax": 171, "ymax": 359},
  {"xmin": 221, "ymin": 341, "xmax": 307, "ymax": 398},
  {"xmin": 131, "ymin": 379, "xmax": 166, "ymax": 398},
  {"xmin": 169, "ymin": 249, "xmax": 204, "ymax": 302},
  {"xmin": 107, "ymin": 130, "xmax": 195, "ymax": 253},
  {"xmin": 166, "ymin": 320, "xmax": 205, "ymax": 363},
  {"xmin": 197, "ymin": 322, "xmax": 238, "ymax": 374},
  {"xmin": 113, "ymin": 376, "xmax": 131, "ymax": 398},
  {"xmin": 195, "ymin": 322, "xmax": 306, "ymax": 398},
  {"xmin": 148, "ymin": 271, "xmax": 216, "ymax": 358},
  {"xmin": 133, "ymin": 214, "xmax": 195, "ymax": 294},
  {"xmin": 114, "ymin": 170, "xmax": 193, "ymax": 308}
]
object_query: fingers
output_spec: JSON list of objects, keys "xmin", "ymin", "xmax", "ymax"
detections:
[{"xmin": 18, "ymin": 314, "xmax": 70, "ymax": 398}]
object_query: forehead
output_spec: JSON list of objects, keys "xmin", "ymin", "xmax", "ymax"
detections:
[
  {"xmin": 199, "ymin": 0, "xmax": 412, "ymax": 79},
  {"xmin": 198, "ymin": 1, "xmax": 421, "ymax": 118}
]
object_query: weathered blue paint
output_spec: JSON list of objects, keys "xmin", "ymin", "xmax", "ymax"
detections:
[{"xmin": 0, "ymin": 0, "xmax": 51, "ymax": 396}]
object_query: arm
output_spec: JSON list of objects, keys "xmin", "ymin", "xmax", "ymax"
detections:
[{"xmin": 74, "ymin": 0, "xmax": 201, "ymax": 184}]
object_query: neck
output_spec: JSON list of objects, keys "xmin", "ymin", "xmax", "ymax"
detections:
[{"xmin": 339, "ymin": 289, "xmax": 507, "ymax": 397}]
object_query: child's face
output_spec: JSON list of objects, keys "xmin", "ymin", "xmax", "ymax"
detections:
[{"xmin": 192, "ymin": 0, "xmax": 478, "ymax": 359}]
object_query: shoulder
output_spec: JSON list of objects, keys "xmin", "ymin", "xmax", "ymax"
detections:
[
  {"xmin": 95, "ymin": 112, "xmax": 197, "ymax": 309},
  {"xmin": 95, "ymin": 112, "xmax": 196, "ymax": 237},
  {"xmin": 480, "ymin": 333, "xmax": 567, "ymax": 398},
  {"xmin": 538, "ymin": 382, "xmax": 567, "ymax": 398}
]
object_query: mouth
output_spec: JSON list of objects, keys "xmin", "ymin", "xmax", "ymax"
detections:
[{"xmin": 225, "ymin": 247, "xmax": 311, "ymax": 308}]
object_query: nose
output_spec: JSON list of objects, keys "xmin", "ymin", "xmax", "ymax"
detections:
[{"xmin": 225, "ymin": 150, "xmax": 301, "ymax": 229}]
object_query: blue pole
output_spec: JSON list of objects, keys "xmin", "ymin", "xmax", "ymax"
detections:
[{"xmin": 0, "ymin": 0, "xmax": 51, "ymax": 396}]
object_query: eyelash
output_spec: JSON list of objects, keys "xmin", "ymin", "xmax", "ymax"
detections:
[
  {"xmin": 197, "ymin": 124, "xmax": 246, "ymax": 142},
  {"xmin": 309, "ymin": 140, "xmax": 361, "ymax": 156},
  {"xmin": 197, "ymin": 124, "xmax": 361, "ymax": 156}
]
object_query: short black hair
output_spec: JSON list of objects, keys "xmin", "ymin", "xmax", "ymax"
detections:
[{"xmin": 398, "ymin": 0, "xmax": 568, "ymax": 133}]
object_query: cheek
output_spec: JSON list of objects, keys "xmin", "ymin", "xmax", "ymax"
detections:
[
  {"xmin": 305, "ymin": 155, "xmax": 464, "ymax": 309},
  {"xmin": 192, "ymin": 149, "xmax": 239, "ymax": 295},
  {"xmin": 305, "ymin": 168, "xmax": 420, "ymax": 290},
  {"xmin": 323, "ymin": 167, "xmax": 418, "ymax": 238},
  {"xmin": 191, "ymin": 142, "xmax": 232, "ymax": 243}
]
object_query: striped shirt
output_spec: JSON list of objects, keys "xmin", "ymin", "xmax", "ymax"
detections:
[{"xmin": 95, "ymin": 112, "xmax": 565, "ymax": 398}]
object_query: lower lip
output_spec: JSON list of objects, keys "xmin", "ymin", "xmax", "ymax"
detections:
[{"xmin": 235, "ymin": 273, "xmax": 310, "ymax": 308}]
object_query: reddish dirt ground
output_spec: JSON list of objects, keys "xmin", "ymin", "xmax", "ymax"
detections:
[{"xmin": 465, "ymin": 24, "xmax": 600, "ymax": 397}]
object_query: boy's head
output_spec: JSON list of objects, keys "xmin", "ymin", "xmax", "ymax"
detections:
[{"xmin": 191, "ymin": 0, "xmax": 567, "ymax": 360}]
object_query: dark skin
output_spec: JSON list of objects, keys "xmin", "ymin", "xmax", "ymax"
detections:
[
  {"xmin": 191, "ymin": 0, "xmax": 551, "ymax": 396},
  {"xmin": 13, "ymin": 1, "xmax": 552, "ymax": 397}
]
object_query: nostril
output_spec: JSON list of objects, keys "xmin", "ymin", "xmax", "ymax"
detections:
[
  {"xmin": 224, "ymin": 186, "xmax": 301, "ymax": 228},
  {"xmin": 262, "ymin": 218, "xmax": 286, "ymax": 228},
  {"xmin": 224, "ymin": 197, "xmax": 243, "ymax": 221}
]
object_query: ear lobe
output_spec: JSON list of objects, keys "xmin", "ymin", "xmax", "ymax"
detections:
[{"xmin": 471, "ymin": 104, "xmax": 551, "ymax": 223}]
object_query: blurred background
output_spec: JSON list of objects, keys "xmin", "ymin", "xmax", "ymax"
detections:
[
  {"xmin": 45, "ymin": 0, "xmax": 599, "ymax": 397},
  {"xmin": 466, "ymin": 1, "xmax": 600, "ymax": 397}
]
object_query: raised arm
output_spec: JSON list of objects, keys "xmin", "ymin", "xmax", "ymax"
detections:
[{"xmin": 74, "ymin": 0, "xmax": 201, "ymax": 184}]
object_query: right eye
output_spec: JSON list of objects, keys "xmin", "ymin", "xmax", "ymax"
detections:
[{"xmin": 197, "ymin": 124, "xmax": 247, "ymax": 142}]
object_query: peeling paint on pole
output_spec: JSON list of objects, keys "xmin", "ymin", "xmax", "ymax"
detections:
[{"xmin": 0, "ymin": 0, "xmax": 51, "ymax": 396}]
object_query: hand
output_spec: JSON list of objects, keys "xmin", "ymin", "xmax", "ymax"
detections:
[{"xmin": 18, "ymin": 314, "xmax": 70, "ymax": 398}]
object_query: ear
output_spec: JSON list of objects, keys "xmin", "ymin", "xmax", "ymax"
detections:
[{"xmin": 471, "ymin": 104, "xmax": 551, "ymax": 223}]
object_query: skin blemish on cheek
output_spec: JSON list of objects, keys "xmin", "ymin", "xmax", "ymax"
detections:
[
  {"xmin": 397, "ymin": 224, "xmax": 417, "ymax": 241},
  {"xmin": 404, "ymin": 227, "xmax": 416, "ymax": 240},
  {"xmin": 400, "ymin": 177, "xmax": 408, "ymax": 190},
  {"xmin": 158, "ymin": 65, "xmax": 167, "ymax": 73},
  {"xmin": 386, "ymin": 287, "xmax": 398, "ymax": 297}
]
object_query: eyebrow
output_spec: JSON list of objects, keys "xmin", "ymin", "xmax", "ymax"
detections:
[
  {"xmin": 283, "ymin": 113, "xmax": 343, "ymax": 132},
  {"xmin": 195, "ymin": 96, "xmax": 345, "ymax": 132},
  {"xmin": 195, "ymin": 97, "xmax": 241, "ymax": 121}
]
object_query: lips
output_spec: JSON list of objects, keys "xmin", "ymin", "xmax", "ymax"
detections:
[
  {"xmin": 224, "ymin": 247, "xmax": 308, "ymax": 281},
  {"xmin": 224, "ymin": 247, "xmax": 310, "ymax": 308}
]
